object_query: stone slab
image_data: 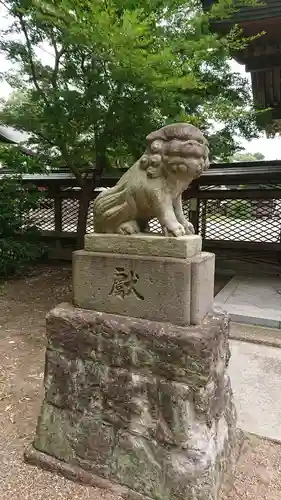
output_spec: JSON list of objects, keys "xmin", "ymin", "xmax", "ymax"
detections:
[
  {"xmin": 24, "ymin": 445, "xmax": 151, "ymax": 500},
  {"xmin": 73, "ymin": 250, "xmax": 191, "ymax": 326},
  {"xmin": 220, "ymin": 304, "xmax": 281, "ymax": 329},
  {"xmin": 45, "ymin": 303, "xmax": 228, "ymax": 385},
  {"xmin": 229, "ymin": 339, "xmax": 281, "ymax": 442},
  {"xmin": 28, "ymin": 304, "xmax": 238, "ymax": 500},
  {"xmin": 190, "ymin": 252, "xmax": 215, "ymax": 325},
  {"xmin": 230, "ymin": 322, "xmax": 281, "ymax": 349},
  {"xmin": 215, "ymin": 276, "xmax": 281, "ymax": 329},
  {"xmin": 84, "ymin": 233, "xmax": 202, "ymax": 259}
]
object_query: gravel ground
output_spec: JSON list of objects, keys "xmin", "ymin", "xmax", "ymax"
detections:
[
  {"xmin": 221, "ymin": 435, "xmax": 281, "ymax": 500},
  {"xmin": 0, "ymin": 264, "xmax": 280, "ymax": 499}
]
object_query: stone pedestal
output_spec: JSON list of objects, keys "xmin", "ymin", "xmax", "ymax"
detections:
[
  {"xmin": 26, "ymin": 304, "xmax": 237, "ymax": 500},
  {"xmin": 73, "ymin": 234, "xmax": 214, "ymax": 326},
  {"xmin": 26, "ymin": 234, "xmax": 238, "ymax": 500}
]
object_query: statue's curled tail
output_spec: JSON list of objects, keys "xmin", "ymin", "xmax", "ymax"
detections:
[{"xmin": 93, "ymin": 184, "xmax": 131, "ymax": 233}]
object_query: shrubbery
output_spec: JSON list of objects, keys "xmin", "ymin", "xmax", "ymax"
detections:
[
  {"xmin": 228, "ymin": 199, "xmax": 252, "ymax": 219},
  {"xmin": 0, "ymin": 175, "xmax": 44, "ymax": 277}
]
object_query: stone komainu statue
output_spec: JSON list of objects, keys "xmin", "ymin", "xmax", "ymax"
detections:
[{"xmin": 93, "ymin": 123, "xmax": 209, "ymax": 237}]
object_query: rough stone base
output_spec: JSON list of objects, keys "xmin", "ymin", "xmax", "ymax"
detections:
[
  {"xmin": 24, "ymin": 445, "xmax": 151, "ymax": 500},
  {"xmin": 27, "ymin": 303, "xmax": 238, "ymax": 500}
]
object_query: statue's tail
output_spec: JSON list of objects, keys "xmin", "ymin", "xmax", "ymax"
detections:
[{"xmin": 93, "ymin": 187, "xmax": 130, "ymax": 232}]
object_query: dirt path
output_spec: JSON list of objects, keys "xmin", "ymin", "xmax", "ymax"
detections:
[
  {"xmin": 0, "ymin": 265, "xmax": 121, "ymax": 500},
  {"xmin": 0, "ymin": 264, "xmax": 280, "ymax": 499}
]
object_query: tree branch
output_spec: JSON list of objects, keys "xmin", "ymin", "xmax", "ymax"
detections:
[
  {"xmin": 59, "ymin": 143, "xmax": 84, "ymax": 187},
  {"xmin": 16, "ymin": 11, "xmax": 50, "ymax": 106},
  {"xmin": 34, "ymin": 130, "xmax": 58, "ymax": 148},
  {"xmin": 0, "ymin": 0, "xmax": 9, "ymax": 11},
  {"xmin": 68, "ymin": 163, "xmax": 85, "ymax": 188},
  {"xmin": 50, "ymin": 30, "xmax": 65, "ymax": 90}
]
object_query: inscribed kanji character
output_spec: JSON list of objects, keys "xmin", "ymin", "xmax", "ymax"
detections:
[{"xmin": 109, "ymin": 267, "xmax": 144, "ymax": 300}]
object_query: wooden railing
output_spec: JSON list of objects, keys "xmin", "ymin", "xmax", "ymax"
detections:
[{"xmin": 1, "ymin": 161, "xmax": 281, "ymax": 261}]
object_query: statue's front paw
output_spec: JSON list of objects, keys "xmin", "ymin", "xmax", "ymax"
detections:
[
  {"xmin": 163, "ymin": 223, "xmax": 186, "ymax": 237},
  {"xmin": 117, "ymin": 221, "xmax": 140, "ymax": 235},
  {"xmin": 183, "ymin": 221, "xmax": 195, "ymax": 235}
]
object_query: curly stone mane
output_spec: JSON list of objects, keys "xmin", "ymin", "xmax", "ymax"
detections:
[{"xmin": 139, "ymin": 123, "xmax": 209, "ymax": 179}]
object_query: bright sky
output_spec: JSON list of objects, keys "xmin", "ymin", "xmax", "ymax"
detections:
[
  {"xmin": 1, "ymin": 6, "xmax": 281, "ymax": 159},
  {"xmin": 230, "ymin": 60, "xmax": 281, "ymax": 160}
]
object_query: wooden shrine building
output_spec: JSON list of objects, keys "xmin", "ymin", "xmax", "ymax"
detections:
[{"xmin": 202, "ymin": 0, "xmax": 281, "ymax": 133}]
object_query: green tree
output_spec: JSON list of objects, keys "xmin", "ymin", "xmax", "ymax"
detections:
[
  {"xmin": 229, "ymin": 151, "xmax": 265, "ymax": 162},
  {"xmin": 0, "ymin": 0, "xmax": 259, "ymax": 247},
  {"xmin": 0, "ymin": 143, "xmax": 45, "ymax": 277}
]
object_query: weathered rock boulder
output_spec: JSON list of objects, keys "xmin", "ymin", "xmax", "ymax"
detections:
[{"xmin": 26, "ymin": 303, "xmax": 238, "ymax": 500}]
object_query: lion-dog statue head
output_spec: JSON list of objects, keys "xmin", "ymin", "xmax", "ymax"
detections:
[{"xmin": 93, "ymin": 123, "xmax": 209, "ymax": 237}]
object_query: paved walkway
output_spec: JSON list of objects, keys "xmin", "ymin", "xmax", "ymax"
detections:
[
  {"xmin": 229, "ymin": 338, "xmax": 281, "ymax": 442},
  {"xmin": 215, "ymin": 275, "xmax": 281, "ymax": 328}
]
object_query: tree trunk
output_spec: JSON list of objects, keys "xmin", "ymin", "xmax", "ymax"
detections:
[
  {"xmin": 75, "ymin": 156, "xmax": 106, "ymax": 249},
  {"xmin": 76, "ymin": 186, "xmax": 92, "ymax": 250}
]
